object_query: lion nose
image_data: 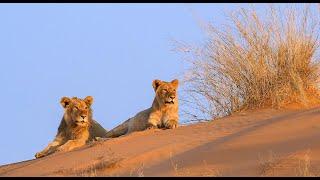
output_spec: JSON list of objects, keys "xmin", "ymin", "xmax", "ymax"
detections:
[
  {"xmin": 81, "ymin": 115, "xmax": 86, "ymax": 119},
  {"xmin": 170, "ymin": 95, "xmax": 175, "ymax": 100}
]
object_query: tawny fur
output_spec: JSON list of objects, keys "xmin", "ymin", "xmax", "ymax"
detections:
[
  {"xmin": 105, "ymin": 79, "xmax": 179, "ymax": 138},
  {"xmin": 35, "ymin": 96, "xmax": 108, "ymax": 158}
]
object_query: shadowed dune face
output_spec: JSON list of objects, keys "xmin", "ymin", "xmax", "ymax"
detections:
[{"xmin": 1, "ymin": 107, "xmax": 320, "ymax": 176}]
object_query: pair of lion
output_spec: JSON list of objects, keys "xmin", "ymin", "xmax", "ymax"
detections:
[{"xmin": 35, "ymin": 79, "xmax": 179, "ymax": 158}]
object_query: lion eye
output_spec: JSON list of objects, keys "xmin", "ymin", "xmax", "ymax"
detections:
[
  {"xmin": 162, "ymin": 89, "xmax": 168, "ymax": 93},
  {"xmin": 74, "ymin": 106, "xmax": 79, "ymax": 110},
  {"xmin": 85, "ymin": 107, "xmax": 88, "ymax": 109}
]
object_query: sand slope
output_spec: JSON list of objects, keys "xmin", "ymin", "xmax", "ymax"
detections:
[{"xmin": 1, "ymin": 107, "xmax": 320, "ymax": 176}]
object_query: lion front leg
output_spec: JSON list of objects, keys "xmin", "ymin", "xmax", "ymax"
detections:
[
  {"xmin": 35, "ymin": 140, "xmax": 63, "ymax": 159},
  {"xmin": 164, "ymin": 119, "xmax": 178, "ymax": 129},
  {"xmin": 55, "ymin": 140, "xmax": 86, "ymax": 153},
  {"xmin": 147, "ymin": 111, "xmax": 161, "ymax": 130}
]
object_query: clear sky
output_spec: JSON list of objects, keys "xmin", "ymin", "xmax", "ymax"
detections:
[{"xmin": 0, "ymin": 3, "xmax": 300, "ymax": 165}]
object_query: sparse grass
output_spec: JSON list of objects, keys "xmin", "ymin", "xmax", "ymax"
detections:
[
  {"xmin": 258, "ymin": 150, "xmax": 316, "ymax": 177},
  {"xmin": 169, "ymin": 152, "xmax": 221, "ymax": 177},
  {"xmin": 176, "ymin": 4, "xmax": 320, "ymax": 121},
  {"xmin": 76, "ymin": 160, "xmax": 118, "ymax": 177},
  {"xmin": 136, "ymin": 164, "xmax": 145, "ymax": 177},
  {"xmin": 129, "ymin": 163, "xmax": 145, "ymax": 177},
  {"xmin": 295, "ymin": 151, "xmax": 314, "ymax": 177},
  {"xmin": 201, "ymin": 160, "xmax": 222, "ymax": 177},
  {"xmin": 169, "ymin": 152, "xmax": 179, "ymax": 176},
  {"xmin": 53, "ymin": 158, "xmax": 121, "ymax": 177},
  {"xmin": 77, "ymin": 163, "xmax": 98, "ymax": 177},
  {"xmin": 258, "ymin": 150, "xmax": 279, "ymax": 176}
]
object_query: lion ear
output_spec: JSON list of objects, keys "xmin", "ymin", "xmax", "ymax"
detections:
[
  {"xmin": 152, "ymin": 79, "xmax": 163, "ymax": 92},
  {"xmin": 60, "ymin": 97, "xmax": 71, "ymax": 108},
  {"xmin": 84, "ymin": 96, "xmax": 94, "ymax": 106},
  {"xmin": 171, "ymin": 79, "xmax": 179, "ymax": 88}
]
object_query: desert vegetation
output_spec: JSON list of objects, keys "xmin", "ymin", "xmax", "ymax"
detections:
[
  {"xmin": 177, "ymin": 4, "xmax": 320, "ymax": 122},
  {"xmin": 258, "ymin": 150, "xmax": 316, "ymax": 177},
  {"xmin": 53, "ymin": 158, "xmax": 121, "ymax": 177}
]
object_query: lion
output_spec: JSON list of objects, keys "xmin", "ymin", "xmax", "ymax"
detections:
[
  {"xmin": 35, "ymin": 96, "xmax": 108, "ymax": 158},
  {"xmin": 105, "ymin": 79, "xmax": 179, "ymax": 138}
]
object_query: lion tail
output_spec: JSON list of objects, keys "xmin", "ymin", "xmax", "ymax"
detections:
[{"xmin": 105, "ymin": 118, "xmax": 131, "ymax": 138}]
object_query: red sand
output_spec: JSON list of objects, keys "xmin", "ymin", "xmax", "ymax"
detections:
[{"xmin": 1, "ymin": 107, "xmax": 320, "ymax": 176}]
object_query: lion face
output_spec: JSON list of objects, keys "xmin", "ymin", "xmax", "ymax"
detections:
[
  {"xmin": 60, "ymin": 96, "xmax": 93, "ymax": 127},
  {"xmin": 152, "ymin": 79, "xmax": 179, "ymax": 107}
]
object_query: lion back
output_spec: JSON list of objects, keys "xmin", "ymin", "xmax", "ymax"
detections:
[{"xmin": 89, "ymin": 119, "xmax": 108, "ymax": 140}]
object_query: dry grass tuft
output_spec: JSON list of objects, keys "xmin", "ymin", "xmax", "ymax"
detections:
[
  {"xmin": 75, "ymin": 159, "xmax": 119, "ymax": 177},
  {"xmin": 169, "ymin": 152, "xmax": 179, "ymax": 176},
  {"xmin": 53, "ymin": 158, "xmax": 121, "ymax": 177},
  {"xmin": 258, "ymin": 150, "xmax": 279, "ymax": 176},
  {"xmin": 295, "ymin": 152, "xmax": 314, "ymax": 177},
  {"xmin": 201, "ymin": 160, "xmax": 222, "ymax": 177},
  {"xmin": 129, "ymin": 163, "xmax": 145, "ymax": 177},
  {"xmin": 169, "ymin": 152, "xmax": 221, "ymax": 177},
  {"xmin": 258, "ymin": 150, "xmax": 316, "ymax": 177},
  {"xmin": 177, "ymin": 4, "xmax": 320, "ymax": 121}
]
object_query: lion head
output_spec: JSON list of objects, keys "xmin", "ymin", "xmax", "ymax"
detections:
[
  {"xmin": 152, "ymin": 79, "xmax": 179, "ymax": 107},
  {"xmin": 60, "ymin": 96, "xmax": 94, "ymax": 127}
]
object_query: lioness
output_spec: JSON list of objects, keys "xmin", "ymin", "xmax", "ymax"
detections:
[
  {"xmin": 105, "ymin": 79, "xmax": 179, "ymax": 138},
  {"xmin": 35, "ymin": 96, "xmax": 107, "ymax": 158}
]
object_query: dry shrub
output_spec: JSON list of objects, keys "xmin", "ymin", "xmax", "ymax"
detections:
[{"xmin": 177, "ymin": 4, "xmax": 320, "ymax": 121}]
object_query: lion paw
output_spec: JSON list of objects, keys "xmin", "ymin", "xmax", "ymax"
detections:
[
  {"xmin": 94, "ymin": 137, "xmax": 110, "ymax": 142},
  {"xmin": 147, "ymin": 123, "xmax": 158, "ymax": 130},
  {"xmin": 35, "ymin": 152, "xmax": 45, "ymax": 159},
  {"xmin": 56, "ymin": 147, "xmax": 67, "ymax": 153},
  {"xmin": 165, "ymin": 120, "xmax": 178, "ymax": 129},
  {"xmin": 94, "ymin": 137, "xmax": 102, "ymax": 141}
]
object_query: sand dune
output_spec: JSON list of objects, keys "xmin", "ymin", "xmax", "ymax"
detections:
[{"xmin": 1, "ymin": 107, "xmax": 320, "ymax": 176}]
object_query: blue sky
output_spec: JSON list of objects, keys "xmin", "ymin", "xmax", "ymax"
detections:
[{"xmin": 0, "ymin": 3, "xmax": 299, "ymax": 165}]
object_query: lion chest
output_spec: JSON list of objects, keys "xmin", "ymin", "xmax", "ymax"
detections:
[
  {"xmin": 67, "ymin": 126, "xmax": 90, "ymax": 141},
  {"xmin": 160, "ymin": 110, "xmax": 178, "ymax": 124}
]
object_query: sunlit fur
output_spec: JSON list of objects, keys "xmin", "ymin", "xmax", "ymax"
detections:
[
  {"xmin": 105, "ymin": 79, "xmax": 179, "ymax": 138},
  {"xmin": 35, "ymin": 96, "xmax": 107, "ymax": 158}
]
